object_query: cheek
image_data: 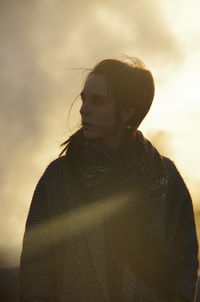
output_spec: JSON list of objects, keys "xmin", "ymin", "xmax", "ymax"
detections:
[
  {"xmin": 106, "ymin": 110, "xmax": 118, "ymax": 127},
  {"xmin": 98, "ymin": 107, "xmax": 118, "ymax": 124}
]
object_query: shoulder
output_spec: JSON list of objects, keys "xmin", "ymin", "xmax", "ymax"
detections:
[
  {"xmin": 39, "ymin": 156, "xmax": 70, "ymax": 187},
  {"xmin": 162, "ymin": 156, "xmax": 192, "ymax": 208},
  {"xmin": 45, "ymin": 156, "xmax": 67, "ymax": 174},
  {"xmin": 162, "ymin": 156, "xmax": 181, "ymax": 177}
]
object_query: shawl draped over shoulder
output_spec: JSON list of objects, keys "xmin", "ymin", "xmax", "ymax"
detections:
[{"xmin": 20, "ymin": 130, "xmax": 199, "ymax": 302}]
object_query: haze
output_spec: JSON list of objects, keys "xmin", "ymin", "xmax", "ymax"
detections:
[{"xmin": 1, "ymin": 0, "xmax": 200, "ymax": 266}]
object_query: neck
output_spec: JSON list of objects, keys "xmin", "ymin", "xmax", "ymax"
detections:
[{"xmin": 92, "ymin": 128, "xmax": 136, "ymax": 151}]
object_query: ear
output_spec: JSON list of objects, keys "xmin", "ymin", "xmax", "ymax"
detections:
[{"xmin": 120, "ymin": 108, "xmax": 135, "ymax": 125}]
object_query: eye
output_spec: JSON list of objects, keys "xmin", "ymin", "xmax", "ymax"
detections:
[{"xmin": 80, "ymin": 92, "xmax": 106, "ymax": 104}]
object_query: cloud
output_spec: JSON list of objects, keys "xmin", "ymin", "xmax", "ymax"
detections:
[{"xmin": 90, "ymin": 0, "xmax": 184, "ymax": 67}]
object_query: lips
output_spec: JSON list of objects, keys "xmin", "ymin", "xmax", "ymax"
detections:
[{"xmin": 82, "ymin": 122, "xmax": 93, "ymax": 127}]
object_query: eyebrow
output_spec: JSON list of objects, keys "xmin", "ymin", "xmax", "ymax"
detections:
[{"xmin": 80, "ymin": 91, "xmax": 107, "ymax": 98}]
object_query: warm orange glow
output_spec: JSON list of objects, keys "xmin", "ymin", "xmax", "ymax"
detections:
[{"xmin": 1, "ymin": 0, "xmax": 199, "ymax": 267}]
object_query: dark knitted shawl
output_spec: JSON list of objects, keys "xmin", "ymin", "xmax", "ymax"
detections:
[
  {"xmin": 19, "ymin": 130, "xmax": 199, "ymax": 302},
  {"xmin": 68, "ymin": 129, "xmax": 171, "ymax": 301},
  {"xmin": 64, "ymin": 129, "xmax": 180, "ymax": 299},
  {"xmin": 76, "ymin": 130, "xmax": 168, "ymax": 201}
]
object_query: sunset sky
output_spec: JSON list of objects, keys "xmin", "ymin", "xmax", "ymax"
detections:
[{"xmin": 1, "ymin": 0, "xmax": 200, "ymax": 265}]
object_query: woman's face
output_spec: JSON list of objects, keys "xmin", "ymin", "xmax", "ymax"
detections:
[{"xmin": 80, "ymin": 73, "xmax": 121, "ymax": 143}]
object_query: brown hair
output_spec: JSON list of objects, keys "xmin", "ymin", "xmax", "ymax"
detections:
[{"xmin": 59, "ymin": 57, "xmax": 155, "ymax": 157}]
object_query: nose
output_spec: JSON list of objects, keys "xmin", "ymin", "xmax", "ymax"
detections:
[{"xmin": 80, "ymin": 99, "xmax": 91, "ymax": 117}]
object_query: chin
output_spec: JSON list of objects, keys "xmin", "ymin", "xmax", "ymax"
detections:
[{"xmin": 82, "ymin": 128, "xmax": 103, "ymax": 140}]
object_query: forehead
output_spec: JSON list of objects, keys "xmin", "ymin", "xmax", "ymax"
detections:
[{"xmin": 82, "ymin": 73, "xmax": 108, "ymax": 96}]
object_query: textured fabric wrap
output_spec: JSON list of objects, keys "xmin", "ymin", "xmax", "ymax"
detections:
[{"xmin": 20, "ymin": 130, "xmax": 199, "ymax": 302}]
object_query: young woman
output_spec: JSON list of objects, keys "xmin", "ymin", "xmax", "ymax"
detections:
[{"xmin": 20, "ymin": 58, "xmax": 199, "ymax": 302}]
